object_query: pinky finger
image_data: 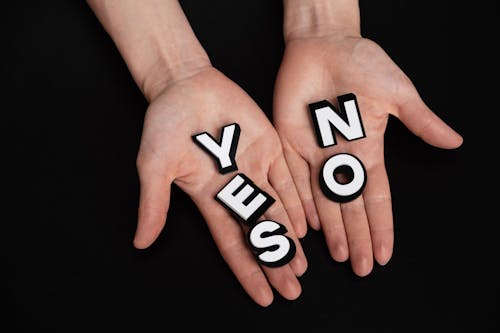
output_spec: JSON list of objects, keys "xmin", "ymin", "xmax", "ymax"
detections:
[
  {"xmin": 269, "ymin": 156, "xmax": 308, "ymax": 238},
  {"xmin": 282, "ymin": 149, "xmax": 320, "ymax": 231}
]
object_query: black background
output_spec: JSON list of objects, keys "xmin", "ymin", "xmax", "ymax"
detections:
[{"xmin": 4, "ymin": 1, "xmax": 497, "ymax": 331}]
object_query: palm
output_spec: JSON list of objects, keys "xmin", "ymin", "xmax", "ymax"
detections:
[
  {"xmin": 135, "ymin": 67, "xmax": 308, "ymax": 306},
  {"xmin": 274, "ymin": 36, "xmax": 462, "ymax": 276}
]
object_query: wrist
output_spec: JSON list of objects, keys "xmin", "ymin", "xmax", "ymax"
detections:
[
  {"xmin": 283, "ymin": 0, "xmax": 360, "ymax": 42},
  {"xmin": 87, "ymin": 0, "xmax": 212, "ymax": 102},
  {"xmin": 141, "ymin": 49, "xmax": 211, "ymax": 102}
]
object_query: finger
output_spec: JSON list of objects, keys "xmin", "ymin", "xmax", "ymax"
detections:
[
  {"xmin": 196, "ymin": 198, "xmax": 274, "ymax": 307},
  {"xmin": 340, "ymin": 196, "xmax": 373, "ymax": 277},
  {"xmin": 310, "ymin": 163, "xmax": 349, "ymax": 262},
  {"xmin": 282, "ymin": 150, "xmax": 320, "ymax": 232},
  {"xmin": 135, "ymin": 165, "xmax": 173, "ymax": 249},
  {"xmin": 396, "ymin": 92, "xmax": 463, "ymax": 149},
  {"xmin": 240, "ymin": 219, "xmax": 301, "ymax": 301},
  {"xmin": 261, "ymin": 261, "xmax": 302, "ymax": 301},
  {"xmin": 269, "ymin": 156, "xmax": 308, "ymax": 238},
  {"xmin": 261, "ymin": 183, "xmax": 308, "ymax": 279},
  {"xmin": 363, "ymin": 163, "xmax": 394, "ymax": 266}
]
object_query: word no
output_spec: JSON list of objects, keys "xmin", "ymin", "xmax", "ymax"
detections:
[{"xmin": 309, "ymin": 93, "xmax": 367, "ymax": 202}]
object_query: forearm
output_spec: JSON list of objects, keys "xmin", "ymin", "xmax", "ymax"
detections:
[
  {"xmin": 283, "ymin": 0, "xmax": 360, "ymax": 42},
  {"xmin": 87, "ymin": 0, "xmax": 210, "ymax": 101}
]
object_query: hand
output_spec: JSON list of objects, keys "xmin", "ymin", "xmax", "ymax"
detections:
[
  {"xmin": 134, "ymin": 67, "xmax": 308, "ymax": 306},
  {"xmin": 273, "ymin": 33, "xmax": 462, "ymax": 276}
]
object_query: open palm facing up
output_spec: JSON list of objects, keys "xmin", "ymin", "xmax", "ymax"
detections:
[
  {"xmin": 274, "ymin": 35, "xmax": 462, "ymax": 276},
  {"xmin": 134, "ymin": 67, "xmax": 308, "ymax": 306}
]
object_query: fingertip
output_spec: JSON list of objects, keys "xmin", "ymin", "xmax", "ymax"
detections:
[
  {"xmin": 133, "ymin": 236, "xmax": 152, "ymax": 250},
  {"xmin": 309, "ymin": 220, "xmax": 321, "ymax": 231},
  {"xmin": 397, "ymin": 96, "xmax": 464, "ymax": 149},
  {"xmin": 133, "ymin": 216, "xmax": 166, "ymax": 249},
  {"xmin": 433, "ymin": 125, "xmax": 463, "ymax": 149},
  {"xmin": 304, "ymin": 200, "xmax": 321, "ymax": 231},
  {"xmin": 295, "ymin": 220, "xmax": 308, "ymax": 239},
  {"xmin": 133, "ymin": 239, "xmax": 145, "ymax": 249},
  {"xmin": 448, "ymin": 132, "xmax": 464, "ymax": 149},
  {"xmin": 133, "ymin": 228, "xmax": 157, "ymax": 249},
  {"xmin": 288, "ymin": 203, "xmax": 308, "ymax": 239},
  {"xmin": 375, "ymin": 243, "xmax": 393, "ymax": 266},
  {"xmin": 331, "ymin": 243, "xmax": 349, "ymax": 263},
  {"xmin": 291, "ymin": 251, "xmax": 308, "ymax": 277},
  {"xmin": 255, "ymin": 286, "xmax": 274, "ymax": 307},
  {"xmin": 133, "ymin": 226, "xmax": 147, "ymax": 249},
  {"xmin": 135, "ymin": 175, "xmax": 171, "ymax": 251},
  {"xmin": 282, "ymin": 276, "xmax": 302, "ymax": 301},
  {"xmin": 133, "ymin": 217, "xmax": 163, "ymax": 249},
  {"xmin": 282, "ymin": 204, "xmax": 307, "ymax": 239},
  {"xmin": 352, "ymin": 256, "xmax": 373, "ymax": 277},
  {"xmin": 307, "ymin": 210, "xmax": 321, "ymax": 231}
]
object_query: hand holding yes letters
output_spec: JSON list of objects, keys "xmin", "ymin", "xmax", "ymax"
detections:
[
  {"xmin": 135, "ymin": 68, "xmax": 307, "ymax": 306},
  {"xmin": 88, "ymin": 0, "xmax": 308, "ymax": 307},
  {"xmin": 274, "ymin": 33, "xmax": 463, "ymax": 276}
]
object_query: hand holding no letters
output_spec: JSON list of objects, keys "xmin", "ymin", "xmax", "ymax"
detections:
[{"xmin": 274, "ymin": 0, "xmax": 462, "ymax": 276}]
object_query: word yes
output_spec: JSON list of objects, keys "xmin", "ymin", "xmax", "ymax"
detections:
[{"xmin": 193, "ymin": 124, "xmax": 296, "ymax": 267}]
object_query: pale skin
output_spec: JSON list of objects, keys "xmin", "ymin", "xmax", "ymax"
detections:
[
  {"xmin": 275, "ymin": 0, "xmax": 463, "ymax": 276},
  {"xmin": 87, "ymin": 0, "xmax": 307, "ymax": 307},
  {"xmin": 87, "ymin": 0, "xmax": 463, "ymax": 306},
  {"xmin": 136, "ymin": 67, "xmax": 309, "ymax": 306}
]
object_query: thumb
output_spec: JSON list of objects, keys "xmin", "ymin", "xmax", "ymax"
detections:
[
  {"xmin": 396, "ymin": 91, "xmax": 463, "ymax": 149},
  {"xmin": 134, "ymin": 163, "xmax": 173, "ymax": 249}
]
